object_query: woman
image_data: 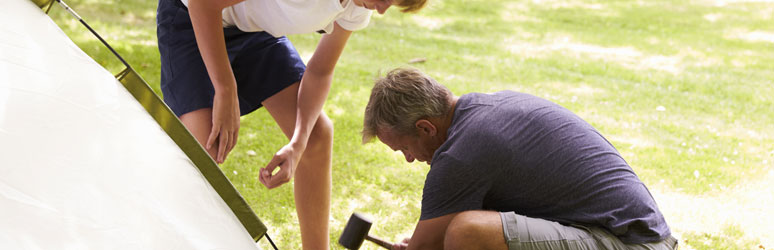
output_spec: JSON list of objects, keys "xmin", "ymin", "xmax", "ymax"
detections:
[{"xmin": 156, "ymin": 0, "xmax": 426, "ymax": 248}]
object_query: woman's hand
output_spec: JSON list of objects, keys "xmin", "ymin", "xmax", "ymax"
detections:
[
  {"xmin": 259, "ymin": 143, "xmax": 303, "ymax": 189},
  {"xmin": 392, "ymin": 237, "xmax": 410, "ymax": 250},
  {"xmin": 207, "ymin": 90, "xmax": 240, "ymax": 163}
]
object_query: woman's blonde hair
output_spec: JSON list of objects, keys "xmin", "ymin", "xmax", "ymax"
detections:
[{"xmin": 362, "ymin": 68, "xmax": 453, "ymax": 143}]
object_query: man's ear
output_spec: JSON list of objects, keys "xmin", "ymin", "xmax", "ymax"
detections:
[{"xmin": 415, "ymin": 119, "xmax": 437, "ymax": 137}]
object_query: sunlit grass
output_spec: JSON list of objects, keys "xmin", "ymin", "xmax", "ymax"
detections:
[
  {"xmin": 683, "ymin": 224, "xmax": 761, "ymax": 250},
  {"xmin": 48, "ymin": 0, "xmax": 774, "ymax": 248}
]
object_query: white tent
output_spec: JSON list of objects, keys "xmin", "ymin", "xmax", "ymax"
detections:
[{"xmin": 0, "ymin": 0, "xmax": 268, "ymax": 249}]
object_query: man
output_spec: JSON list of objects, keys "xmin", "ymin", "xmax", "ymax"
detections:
[{"xmin": 361, "ymin": 68, "xmax": 677, "ymax": 250}]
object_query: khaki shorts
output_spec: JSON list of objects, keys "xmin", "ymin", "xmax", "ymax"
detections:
[{"xmin": 500, "ymin": 212, "xmax": 678, "ymax": 250}]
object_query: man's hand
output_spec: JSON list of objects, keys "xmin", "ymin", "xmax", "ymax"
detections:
[
  {"xmin": 392, "ymin": 238, "xmax": 410, "ymax": 250},
  {"xmin": 207, "ymin": 90, "xmax": 240, "ymax": 164},
  {"xmin": 259, "ymin": 143, "xmax": 303, "ymax": 189}
]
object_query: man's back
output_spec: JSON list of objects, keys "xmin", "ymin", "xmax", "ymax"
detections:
[{"xmin": 422, "ymin": 91, "xmax": 671, "ymax": 244}]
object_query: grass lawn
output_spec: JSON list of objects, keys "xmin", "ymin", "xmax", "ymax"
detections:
[{"xmin": 45, "ymin": 0, "xmax": 773, "ymax": 249}]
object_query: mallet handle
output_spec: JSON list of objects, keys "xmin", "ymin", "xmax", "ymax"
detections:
[{"xmin": 365, "ymin": 234, "xmax": 394, "ymax": 249}]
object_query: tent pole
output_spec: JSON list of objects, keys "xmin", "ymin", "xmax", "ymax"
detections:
[
  {"xmin": 54, "ymin": 0, "xmax": 132, "ymax": 70},
  {"xmin": 265, "ymin": 233, "xmax": 279, "ymax": 250}
]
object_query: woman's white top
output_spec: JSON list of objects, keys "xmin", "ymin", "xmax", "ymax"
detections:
[{"xmin": 181, "ymin": 0, "xmax": 373, "ymax": 37}]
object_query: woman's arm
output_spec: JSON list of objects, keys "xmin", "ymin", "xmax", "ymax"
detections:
[
  {"xmin": 187, "ymin": 0, "xmax": 244, "ymax": 163},
  {"xmin": 260, "ymin": 23, "xmax": 352, "ymax": 188}
]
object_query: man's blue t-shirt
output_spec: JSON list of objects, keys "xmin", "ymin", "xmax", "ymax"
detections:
[{"xmin": 421, "ymin": 91, "xmax": 670, "ymax": 244}]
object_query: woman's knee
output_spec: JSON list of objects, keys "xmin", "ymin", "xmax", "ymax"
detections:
[{"xmin": 305, "ymin": 113, "xmax": 333, "ymax": 154}]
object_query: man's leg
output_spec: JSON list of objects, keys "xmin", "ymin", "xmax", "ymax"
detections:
[
  {"xmin": 262, "ymin": 82, "xmax": 333, "ymax": 250},
  {"xmin": 445, "ymin": 211, "xmax": 678, "ymax": 250},
  {"xmin": 444, "ymin": 211, "xmax": 508, "ymax": 250},
  {"xmin": 445, "ymin": 211, "xmax": 610, "ymax": 250},
  {"xmin": 625, "ymin": 235, "xmax": 679, "ymax": 250}
]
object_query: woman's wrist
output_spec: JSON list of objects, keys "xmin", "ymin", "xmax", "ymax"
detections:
[
  {"xmin": 289, "ymin": 139, "xmax": 307, "ymax": 153},
  {"xmin": 213, "ymin": 82, "xmax": 237, "ymax": 95}
]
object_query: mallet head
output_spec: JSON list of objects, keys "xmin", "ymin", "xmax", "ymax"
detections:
[{"xmin": 338, "ymin": 213, "xmax": 373, "ymax": 249}]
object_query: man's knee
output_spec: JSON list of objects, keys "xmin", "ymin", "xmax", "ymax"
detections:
[
  {"xmin": 444, "ymin": 211, "xmax": 504, "ymax": 250},
  {"xmin": 445, "ymin": 212, "xmax": 474, "ymax": 245}
]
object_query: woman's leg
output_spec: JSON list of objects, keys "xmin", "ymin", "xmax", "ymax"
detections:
[
  {"xmin": 262, "ymin": 82, "xmax": 333, "ymax": 250},
  {"xmin": 180, "ymin": 108, "xmax": 219, "ymax": 158}
]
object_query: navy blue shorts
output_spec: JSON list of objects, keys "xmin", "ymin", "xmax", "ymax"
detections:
[{"xmin": 157, "ymin": 0, "xmax": 306, "ymax": 117}]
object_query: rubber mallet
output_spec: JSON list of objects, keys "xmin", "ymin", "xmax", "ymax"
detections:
[{"xmin": 338, "ymin": 213, "xmax": 394, "ymax": 249}]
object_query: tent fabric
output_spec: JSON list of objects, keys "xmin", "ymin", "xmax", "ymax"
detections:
[
  {"xmin": 117, "ymin": 54, "xmax": 266, "ymax": 243},
  {"xmin": 0, "ymin": 0, "xmax": 264, "ymax": 248}
]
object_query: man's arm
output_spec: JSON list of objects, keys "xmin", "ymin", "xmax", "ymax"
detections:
[
  {"xmin": 260, "ymin": 23, "xmax": 352, "ymax": 188},
  {"xmin": 402, "ymin": 213, "xmax": 459, "ymax": 250}
]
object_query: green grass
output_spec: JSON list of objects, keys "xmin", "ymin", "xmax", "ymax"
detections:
[
  {"xmin": 45, "ymin": 0, "xmax": 773, "ymax": 249},
  {"xmin": 683, "ymin": 224, "xmax": 761, "ymax": 250}
]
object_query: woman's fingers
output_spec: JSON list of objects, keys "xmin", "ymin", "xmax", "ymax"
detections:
[
  {"xmin": 260, "ymin": 156, "xmax": 281, "ymax": 188},
  {"xmin": 218, "ymin": 130, "xmax": 229, "ymax": 163},
  {"xmin": 209, "ymin": 91, "xmax": 240, "ymax": 163},
  {"xmin": 266, "ymin": 164, "xmax": 291, "ymax": 188},
  {"xmin": 226, "ymin": 128, "xmax": 238, "ymax": 159},
  {"xmin": 260, "ymin": 151, "xmax": 295, "ymax": 189},
  {"xmin": 207, "ymin": 123, "xmax": 239, "ymax": 164},
  {"xmin": 206, "ymin": 123, "xmax": 220, "ymax": 150}
]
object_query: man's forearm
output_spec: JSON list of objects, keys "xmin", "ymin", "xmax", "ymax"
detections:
[{"xmin": 406, "ymin": 213, "xmax": 458, "ymax": 250}]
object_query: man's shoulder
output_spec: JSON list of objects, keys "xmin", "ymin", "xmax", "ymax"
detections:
[
  {"xmin": 458, "ymin": 91, "xmax": 549, "ymax": 111},
  {"xmin": 461, "ymin": 90, "xmax": 535, "ymax": 99},
  {"xmin": 433, "ymin": 121, "xmax": 502, "ymax": 170}
]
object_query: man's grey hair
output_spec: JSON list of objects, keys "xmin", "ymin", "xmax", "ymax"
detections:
[{"xmin": 362, "ymin": 68, "xmax": 453, "ymax": 143}]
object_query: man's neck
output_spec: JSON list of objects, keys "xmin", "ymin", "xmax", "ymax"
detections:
[{"xmin": 432, "ymin": 96, "xmax": 459, "ymax": 143}]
